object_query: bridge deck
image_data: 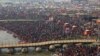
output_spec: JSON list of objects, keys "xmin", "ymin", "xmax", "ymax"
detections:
[{"xmin": 0, "ymin": 39, "xmax": 98, "ymax": 48}]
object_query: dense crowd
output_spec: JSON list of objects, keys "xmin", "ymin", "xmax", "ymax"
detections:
[
  {"xmin": 0, "ymin": 1, "xmax": 99, "ymax": 56},
  {"xmin": 0, "ymin": 3, "xmax": 51, "ymax": 20},
  {"xmin": 0, "ymin": 2, "xmax": 99, "ymax": 20},
  {"xmin": 53, "ymin": 45, "xmax": 100, "ymax": 56},
  {"xmin": 0, "ymin": 14, "xmax": 99, "ymax": 43}
]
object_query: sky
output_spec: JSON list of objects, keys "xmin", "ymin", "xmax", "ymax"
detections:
[
  {"xmin": 54, "ymin": 0, "xmax": 71, "ymax": 2},
  {"xmin": 0, "ymin": 0, "xmax": 71, "ymax": 2}
]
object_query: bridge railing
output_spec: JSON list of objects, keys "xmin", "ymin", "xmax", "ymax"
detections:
[{"xmin": 0, "ymin": 39, "xmax": 98, "ymax": 48}]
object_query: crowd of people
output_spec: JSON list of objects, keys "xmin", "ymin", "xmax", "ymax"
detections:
[
  {"xmin": 0, "ymin": 1, "xmax": 99, "ymax": 56},
  {"xmin": 0, "ymin": 3, "xmax": 53, "ymax": 20},
  {"xmin": 0, "ymin": 1, "xmax": 99, "ymax": 43},
  {"xmin": 0, "ymin": 14, "xmax": 99, "ymax": 43},
  {"xmin": 0, "ymin": 1, "xmax": 99, "ymax": 20},
  {"xmin": 53, "ymin": 45, "xmax": 100, "ymax": 56}
]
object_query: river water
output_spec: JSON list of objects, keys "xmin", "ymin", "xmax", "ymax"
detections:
[
  {"xmin": 0, "ymin": 30, "xmax": 19, "ymax": 45},
  {"xmin": 0, "ymin": 30, "xmax": 51, "ymax": 56}
]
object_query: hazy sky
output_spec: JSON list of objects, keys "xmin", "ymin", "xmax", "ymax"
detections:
[
  {"xmin": 0, "ymin": 0, "xmax": 71, "ymax": 2},
  {"xmin": 55, "ymin": 0, "xmax": 70, "ymax": 2}
]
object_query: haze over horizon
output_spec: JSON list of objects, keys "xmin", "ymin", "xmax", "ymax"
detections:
[{"xmin": 0, "ymin": 0, "xmax": 71, "ymax": 2}]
